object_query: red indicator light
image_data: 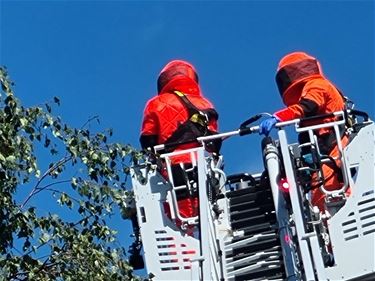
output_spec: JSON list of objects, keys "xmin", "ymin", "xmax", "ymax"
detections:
[
  {"xmin": 284, "ymin": 234, "xmax": 291, "ymax": 244},
  {"xmin": 279, "ymin": 178, "xmax": 290, "ymax": 192}
]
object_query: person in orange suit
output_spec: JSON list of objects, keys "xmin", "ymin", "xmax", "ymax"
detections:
[
  {"xmin": 140, "ymin": 59, "xmax": 221, "ymax": 219},
  {"xmin": 259, "ymin": 51, "xmax": 349, "ymax": 212}
]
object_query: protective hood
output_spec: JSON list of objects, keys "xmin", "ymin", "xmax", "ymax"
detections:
[
  {"xmin": 276, "ymin": 52, "xmax": 324, "ymax": 106},
  {"xmin": 157, "ymin": 60, "xmax": 200, "ymax": 96}
]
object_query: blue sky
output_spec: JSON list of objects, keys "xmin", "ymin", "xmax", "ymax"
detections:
[{"xmin": 1, "ymin": 0, "xmax": 374, "ymax": 276}]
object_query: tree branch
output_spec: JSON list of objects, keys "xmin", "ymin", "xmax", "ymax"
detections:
[
  {"xmin": 33, "ymin": 179, "xmax": 71, "ymax": 196},
  {"xmin": 21, "ymin": 156, "xmax": 72, "ymax": 208},
  {"xmin": 80, "ymin": 115, "xmax": 99, "ymax": 130}
]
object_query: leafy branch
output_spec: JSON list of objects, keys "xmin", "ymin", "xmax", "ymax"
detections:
[
  {"xmin": 21, "ymin": 156, "xmax": 73, "ymax": 208},
  {"xmin": 0, "ymin": 66, "xmax": 141, "ymax": 280}
]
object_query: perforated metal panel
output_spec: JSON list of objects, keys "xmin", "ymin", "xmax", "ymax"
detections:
[
  {"xmin": 326, "ymin": 123, "xmax": 375, "ymax": 281},
  {"xmin": 154, "ymin": 230, "xmax": 197, "ymax": 272},
  {"xmin": 340, "ymin": 191, "xmax": 375, "ymax": 241}
]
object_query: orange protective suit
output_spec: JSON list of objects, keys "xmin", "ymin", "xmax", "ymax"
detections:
[
  {"xmin": 140, "ymin": 60, "xmax": 220, "ymax": 158},
  {"xmin": 273, "ymin": 52, "xmax": 348, "ymax": 211},
  {"xmin": 140, "ymin": 60, "xmax": 220, "ymax": 218}
]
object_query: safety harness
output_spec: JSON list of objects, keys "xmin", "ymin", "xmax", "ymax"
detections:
[{"xmin": 164, "ymin": 90, "xmax": 218, "ymax": 147}]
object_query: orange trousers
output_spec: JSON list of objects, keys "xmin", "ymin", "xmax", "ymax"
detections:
[{"xmin": 311, "ymin": 135, "xmax": 350, "ymax": 212}]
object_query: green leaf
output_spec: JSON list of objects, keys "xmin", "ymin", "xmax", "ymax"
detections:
[
  {"xmin": 0, "ymin": 153, "xmax": 6, "ymax": 162},
  {"xmin": 45, "ymin": 103, "xmax": 51, "ymax": 113},
  {"xmin": 40, "ymin": 232, "xmax": 50, "ymax": 243},
  {"xmin": 53, "ymin": 96, "xmax": 60, "ymax": 105},
  {"xmin": 20, "ymin": 117, "xmax": 28, "ymax": 127},
  {"xmin": 23, "ymin": 239, "xmax": 31, "ymax": 251},
  {"xmin": 52, "ymin": 130, "xmax": 61, "ymax": 138},
  {"xmin": 71, "ymin": 177, "xmax": 78, "ymax": 188},
  {"xmin": 6, "ymin": 155, "xmax": 16, "ymax": 163}
]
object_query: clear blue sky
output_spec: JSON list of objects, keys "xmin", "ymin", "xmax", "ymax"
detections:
[{"xmin": 1, "ymin": 0, "xmax": 374, "ymax": 276}]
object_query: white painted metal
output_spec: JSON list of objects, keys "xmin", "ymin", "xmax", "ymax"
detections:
[
  {"xmin": 325, "ymin": 123, "xmax": 375, "ymax": 280},
  {"xmin": 131, "ymin": 167, "xmax": 201, "ymax": 280},
  {"xmin": 131, "ymin": 146, "xmax": 224, "ymax": 280},
  {"xmin": 278, "ymin": 129, "xmax": 318, "ymax": 280},
  {"xmin": 131, "ymin": 110, "xmax": 375, "ymax": 281}
]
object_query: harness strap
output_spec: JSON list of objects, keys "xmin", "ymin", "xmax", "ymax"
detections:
[
  {"xmin": 173, "ymin": 90, "xmax": 209, "ymax": 127},
  {"xmin": 160, "ymin": 90, "xmax": 222, "ymax": 154}
]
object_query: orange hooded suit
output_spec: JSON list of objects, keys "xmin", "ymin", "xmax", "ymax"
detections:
[
  {"xmin": 140, "ymin": 60, "xmax": 220, "ymax": 218},
  {"xmin": 140, "ymin": 60, "xmax": 219, "ymax": 154},
  {"xmin": 272, "ymin": 52, "xmax": 348, "ymax": 211}
]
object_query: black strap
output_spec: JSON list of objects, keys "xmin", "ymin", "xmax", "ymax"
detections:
[
  {"xmin": 163, "ymin": 91, "xmax": 219, "ymax": 151},
  {"xmin": 174, "ymin": 91, "xmax": 219, "ymax": 121},
  {"xmin": 173, "ymin": 90, "xmax": 211, "ymax": 127},
  {"xmin": 173, "ymin": 91, "xmax": 199, "ymax": 115},
  {"xmin": 174, "ymin": 91, "xmax": 222, "ymax": 130},
  {"xmin": 335, "ymin": 87, "xmax": 347, "ymax": 104},
  {"xmin": 334, "ymin": 87, "xmax": 358, "ymax": 129}
]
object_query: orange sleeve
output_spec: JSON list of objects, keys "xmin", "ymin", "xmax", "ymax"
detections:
[
  {"xmin": 274, "ymin": 80, "xmax": 326, "ymax": 121},
  {"xmin": 300, "ymin": 80, "xmax": 326, "ymax": 109},
  {"xmin": 274, "ymin": 104, "xmax": 305, "ymax": 121},
  {"xmin": 140, "ymin": 100, "xmax": 159, "ymax": 136}
]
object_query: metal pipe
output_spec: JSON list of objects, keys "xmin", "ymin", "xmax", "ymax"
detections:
[{"xmin": 263, "ymin": 139, "xmax": 299, "ymax": 281}]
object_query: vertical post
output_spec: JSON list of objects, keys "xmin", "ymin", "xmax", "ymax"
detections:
[
  {"xmin": 333, "ymin": 124, "xmax": 350, "ymax": 190},
  {"xmin": 197, "ymin": 147, "xmax": 211, "ymax": 280},
  {"xmin": 263, "ymin": 139, "xmax": 299, "ymax": 281},
  {"xmin": 278, "ymin": 130, "xmax": 317, "ymax": 280}
]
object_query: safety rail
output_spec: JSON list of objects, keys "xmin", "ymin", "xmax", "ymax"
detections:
[
  {"xmin": 157, "ymin": 110, "xmax": 352, "ymax": 210},
  {"xmin": 274, "ymin": 111, "xmax": 350, "ymax": 201},
  {"xmin": 200, "ymin": 111, "xmax": 350, "ymax": 200},
  {"xmin": 131, "ymin": 109, "xmax": 373, "ymax": 280},
  {"xmin": 295, "ymin": 111, "xmax": 349, "ymax": 197},
  {"xmin": 158, "ymin": 147, "xmax": 201, "ymax": 226},
  {"xmin": 152, "ymin": 144, "xmax": 226, "ymax": 280}
]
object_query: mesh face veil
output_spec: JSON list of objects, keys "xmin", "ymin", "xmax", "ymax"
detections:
[
  {"xmin": 276, "ymin": 58, "xmax": 320, "ymax": 96},
  {"xmin": 275, "ymin": 52, "xmax": 323, "ymax": 105}
]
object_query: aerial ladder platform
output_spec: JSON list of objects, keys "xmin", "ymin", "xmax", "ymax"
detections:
[{"xmin": 130, "ymin": 109, "xmax": 375, "ymax": 281}]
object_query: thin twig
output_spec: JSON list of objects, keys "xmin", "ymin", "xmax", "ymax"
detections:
[
  {"xmin": 32, "ymin": 179, "xmax": 71, "ymax": 197},
  {"xmin": 80, "ymin": 115, "xmax": 99, "ymax": 130},
  {"xmin": 21, "ymin": 156, "xmax": 72, "ymax": 208}
]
